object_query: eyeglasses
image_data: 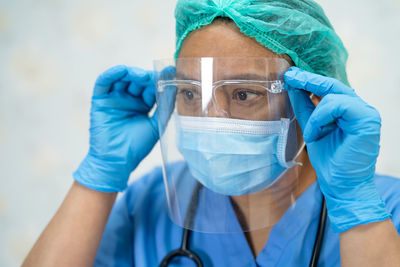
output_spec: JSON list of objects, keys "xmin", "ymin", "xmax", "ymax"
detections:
[{"xmin": 158, "ymin": 79, "xmax": 289, "ymax": 121}]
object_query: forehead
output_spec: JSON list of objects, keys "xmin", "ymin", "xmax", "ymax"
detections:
[
  {"xmin": 175, "ymin": 58, "xmax": 288, "ymax": 81},
  {"xmin": 176, "ymin": 22, "xmax": 289, "ymax": 80},
  {"xmin": 178, "ymin": 22, "xmax": 280, "ymax": 58}
]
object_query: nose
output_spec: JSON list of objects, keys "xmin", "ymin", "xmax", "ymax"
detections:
[{"xmin": 206, "ymin": 89, "xmax": 230, "ymax": 118}]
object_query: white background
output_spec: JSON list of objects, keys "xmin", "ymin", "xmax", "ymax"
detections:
[{"xmin": 0, "ymin": 0, "xmax": 399, "ymax": 265}]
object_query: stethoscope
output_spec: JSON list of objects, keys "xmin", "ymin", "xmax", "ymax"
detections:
[{"xmin": 160, "ymin": 183, "xmax": 327, "ymax": 267}]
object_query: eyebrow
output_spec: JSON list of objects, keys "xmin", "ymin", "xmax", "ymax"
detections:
[
  {"xmin": 175, "ymin": 72, "xmax": 281, "ymax": 81},
  {"xmin": 175, "ymin": 72, "xmax": 194, "ymax": 80}
]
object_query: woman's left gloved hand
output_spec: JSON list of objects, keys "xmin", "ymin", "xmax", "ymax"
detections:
[
  {"xmin": 284, "ymin": 67, "xmax": 390, "ymax": 233},
  {"xmin": 73, "ymin": 66, "xmax": 159, "ymax": 193}
]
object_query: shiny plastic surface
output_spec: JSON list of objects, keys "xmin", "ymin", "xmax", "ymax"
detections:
[{"xmin": 155, "ymin": 58, "xmax": 303, "ymax": 233}]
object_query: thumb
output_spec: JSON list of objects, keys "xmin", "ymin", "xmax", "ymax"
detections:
[{"xmin": 286, "ymin": 85, "xmax": 315, "ymax": 133}]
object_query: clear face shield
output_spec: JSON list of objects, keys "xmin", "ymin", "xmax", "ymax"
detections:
[{"xmin": 154, "ymin": 58, "xmax": 304, "ymax": 233}]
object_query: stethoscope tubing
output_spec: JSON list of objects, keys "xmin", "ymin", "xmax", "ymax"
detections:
[
  {"xmin": 159, "ymin": 185, "xmax": 327, "ymax": 267},
  {"xmin": 309, "ymin": 196, "xmax": 327, "ymax": 267},
  {"xmin": 159, "ymin": 227, "xmax": 203, "ymax": 267}
]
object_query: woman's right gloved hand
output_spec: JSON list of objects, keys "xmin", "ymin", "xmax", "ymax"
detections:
[
  {"xmin": 73, "ymin": 65, "xmax": 159, "ymax": 192},
  {"xmin": 284, "ymin": 67, "xmax": 390, "ymax": 232}
]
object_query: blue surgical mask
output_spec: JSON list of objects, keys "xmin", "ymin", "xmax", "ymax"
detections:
[{"xmin": 175, "ymin": 114, "xmax": 298, "ymax": 196}]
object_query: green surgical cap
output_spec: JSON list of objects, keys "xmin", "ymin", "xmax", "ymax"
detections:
[{"xmin": 175, "ymin": 0, "xmax": 349, "ymax": 85}]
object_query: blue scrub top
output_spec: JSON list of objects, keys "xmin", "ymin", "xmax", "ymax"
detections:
[{"xmin": 95, "ymin": 166, "xmax": 400, "ymax": 267}]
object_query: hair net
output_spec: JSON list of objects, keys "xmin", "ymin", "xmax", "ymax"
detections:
[{"xmin": 175, "ymin": 0, "xmax": 349, "ymax": 85}]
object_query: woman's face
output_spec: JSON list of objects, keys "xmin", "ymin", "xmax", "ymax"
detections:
[{"xmin": 176, "ymin": 20, "xmax": 293, "ymax": 121}]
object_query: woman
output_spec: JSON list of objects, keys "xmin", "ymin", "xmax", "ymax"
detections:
[{"xmin": 23, "ymin": 0, "xmax": 400, "ymax": 266}]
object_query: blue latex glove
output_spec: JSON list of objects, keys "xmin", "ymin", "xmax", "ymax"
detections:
[
  {"xmin": 284, "ymin": 67, "xmax": 390, "ymax": 232},
  {"xmin": 73, "ymin": 65, "xmax": 159, "ymax": 192}
]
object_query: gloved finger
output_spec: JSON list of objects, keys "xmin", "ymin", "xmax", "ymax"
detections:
[
  {"xmin": 142, "ymin": 84, "xmax": 156, "ymax": 108},
  {"xmin": 149, "ymin": 108, "xmax": 159, "ymax": 139},
  {"xmin": 156, "ymin": 84, "xmax": 177, "ymax": 135},
  {"xmin": 140, "ymin": 66, "xmax": 176, "ymax": 110},
  {"xmin": 124, "ymin": 67, "xmax": 153, "ymax": 97},
  {"xmin": 123, "ymin": 67, "xmax": 152, "ymax": 83},
  {"xmin": 303, "ymin": 94, "xmax": 380, "ymax": 142},
  {"xmin": 93, "ymin": 65, "xmax": 128, "ymax": 96},
  {"xmin": 303, "ymin": 94, "xmax": 348, "ymax": 142},
  {"xmin": 284, "ymin": 67, "xmax": 355, "ymax": 97},
  {"xmin": 109, "ymin": 81, "xmax": 129, "ymax": 95},
  {"xmin": 286, "ymin": 84, "xmax": 315, "ymax": 132},
  {"xmin": 92, "ymin": 94, "xmax": 149, "ymax": 112},
  {"xmin": 156, "ymin": 65, "xmax": 176, "ymax": 81}
]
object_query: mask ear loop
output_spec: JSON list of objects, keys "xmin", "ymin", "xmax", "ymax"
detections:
[
  {"xmin": 276, "ymin": 118, "xmax": 290, "ymax": 167},
  {"xmin": 276, "ymin": 86, "xmax": 312, "ymax": 168}
]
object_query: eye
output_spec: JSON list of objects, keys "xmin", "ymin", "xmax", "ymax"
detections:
[
  {"xmin": 233, "ymin": 89, "xmax": 260, "ymax": 101},
  {"xmin": 237, "ymin": 91, "xmax": 247, "ymax": 101},
  {"xmin": 178, "ymin": 88, "xmax": 199, "ymax": 101},
  {"xmin": 184, "ymin": 90, "xmax": 194, "ymax": 100}
]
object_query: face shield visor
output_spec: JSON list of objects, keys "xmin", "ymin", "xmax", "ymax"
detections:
[{"xmin": 154, "ymin": 58, "xmax": 304, "ymax": 233}]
